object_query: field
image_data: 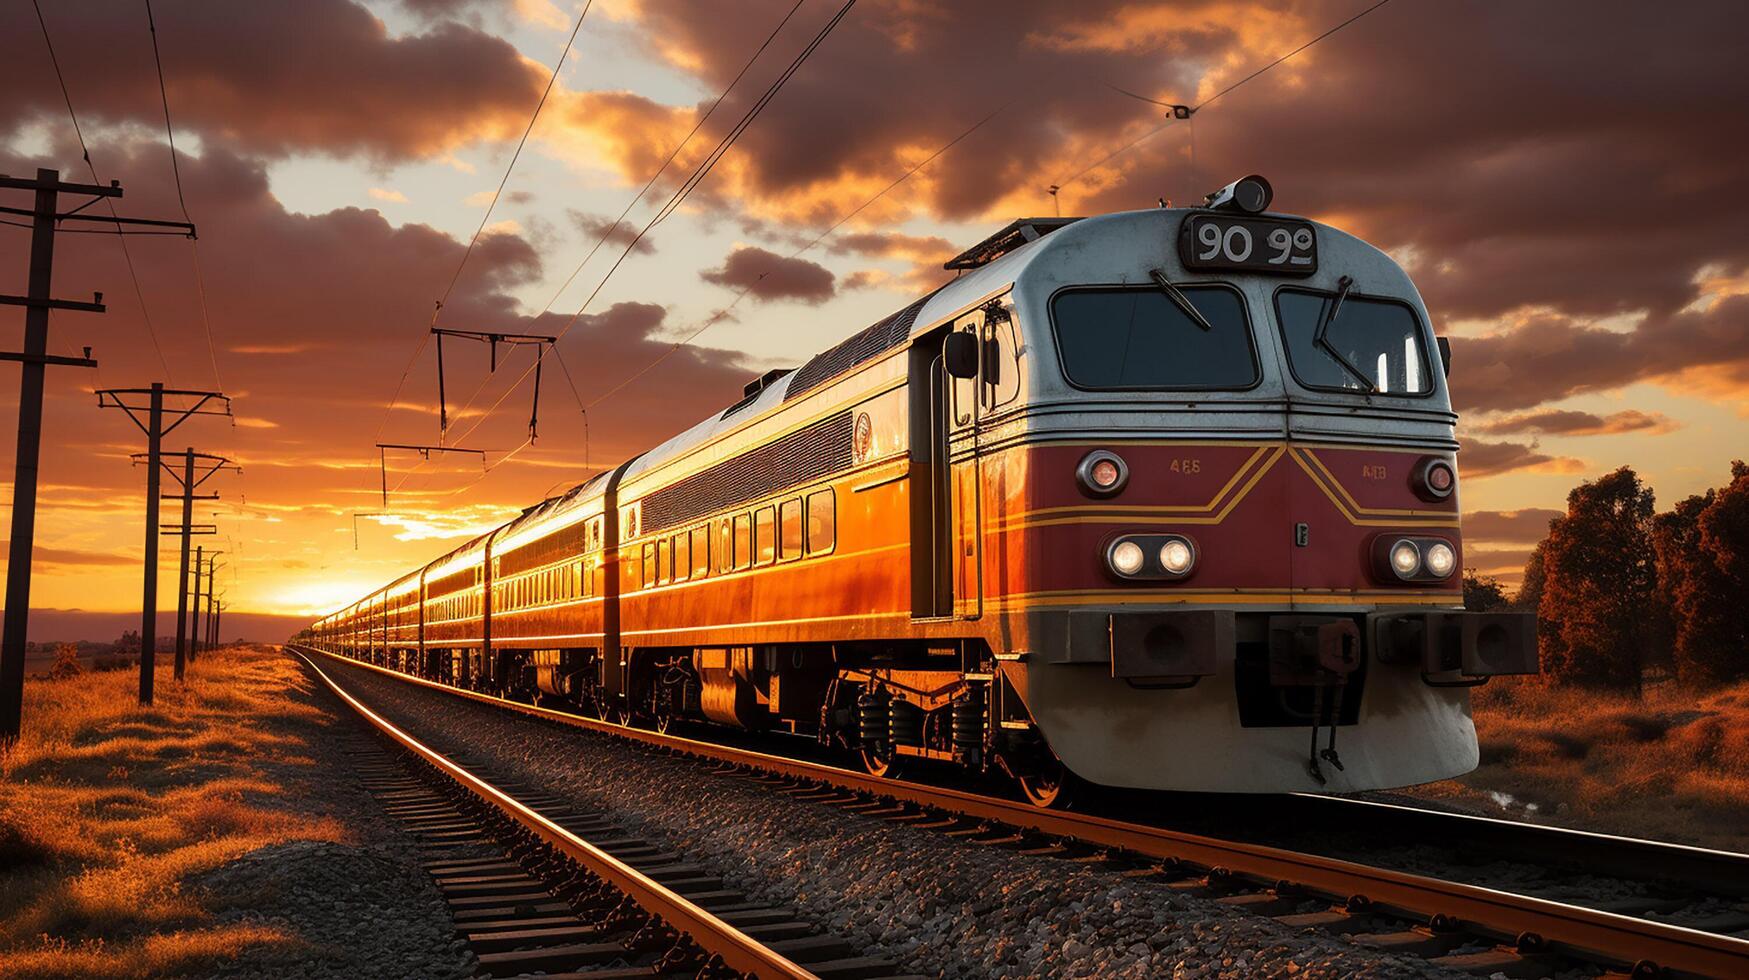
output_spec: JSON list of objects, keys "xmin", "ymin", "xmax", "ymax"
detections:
[
  {"xmin": 0, "ymin": 646, "xmax": 349, "ymax": 979},
  {"xmin": 1410, "ymin": 678, "xmax": 1749, "ymax": 853}
]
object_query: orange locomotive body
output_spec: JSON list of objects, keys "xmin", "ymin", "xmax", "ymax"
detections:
[{"xmin": 304, "ymin": 179, "xmax": 1538, "ymax": 800}]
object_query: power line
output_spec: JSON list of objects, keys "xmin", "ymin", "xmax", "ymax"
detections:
[
  {"xmin": 1061, "ymin": 0, "xmax": 1398, "ymax": 193},
  {"xmin": 29, "ymin": 0, "xmax": 175, "ymax": 383},
  {"xmin": 437, "ymin": 0, "xmax": 594, "ymax": 317},
  {"xmin": 524, "ymin": 0, "xmax": 810, "ymax": 332},
  {"xmin": 440, "ymin": 0, "xmax": 858, "ymax": 450},
  {"xmin": 144, "ymin": 0, "xmax": 225, "ymax": 395},
  {"xmin": 1192, "ymin": 0, "xmax": 1395, "ymax": 113},
  {"xmin": 584, "ymin": 100, "xmax": 1008, "ymax": 412},
  {"xmin": 370, "ymin": 0, "xmax": 596, "ymax": 449}
]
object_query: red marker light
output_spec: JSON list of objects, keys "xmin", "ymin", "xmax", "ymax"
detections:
[{"xmin": 1091, "ymin": 459, "xmax": 1121, "ymax": 489}]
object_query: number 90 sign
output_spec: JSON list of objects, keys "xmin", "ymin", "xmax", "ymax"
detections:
[{"xmin": 1177, "ymin": 214, "xmax": 1317, "ymax": 276}]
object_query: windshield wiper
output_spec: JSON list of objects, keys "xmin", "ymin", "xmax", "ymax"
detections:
[
  {"xmin": 1149, "ymin": 268, "xmax": 1212, "ymax": 332},
  {"xmin": 1312, "ymin": 274, "xmax": 1376, "ymax": 392}
]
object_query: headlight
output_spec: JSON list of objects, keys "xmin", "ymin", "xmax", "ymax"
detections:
[
  {"xmin": 1159, "ymin": 538, "xmax": 1195, "ymax": 576},
  {"xmin": 1424, "ymin": 541, "xmax": 1456, "ymax": 578},
  {"xmin": 1373, "ymin": 535, "xmax": 1457, "ymax": 584},
  {"xmin": 1389, "ymin": 539, "xmax": 1421, "ymax": 579},
  {"xmin": 1109, "ymin": 540, "xmax": 1146, "ymax": 576},
  {"xmin": 1077, "ymin": 450, "xmax": 1129, "ymax": 497}
]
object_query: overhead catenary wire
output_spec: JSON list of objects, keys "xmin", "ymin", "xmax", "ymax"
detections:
[
  {"xmin": 369, "ymin": 0, "xmax": 596, "ymax": 449},
  {"xmin": 1060, "ymin": 0, "xmax": 1398, "ymax": 193},
  {"xmin": 29, "ymin": 0, "xmax": 175, "ymax": 383},
  {"xmin": 441, "ymin": 0, "xmax": 860, "ymax": 450},
  {"xmin": 582, "ymin": 100, "xmax": 1009, "ymax": 413},
  {"xmin": 422, "ymin": 0, "xmax": 814, "ymax": 464},
  {"xmin": 144, "ymin": 0, "xmax": 225, "ymax": 395}
]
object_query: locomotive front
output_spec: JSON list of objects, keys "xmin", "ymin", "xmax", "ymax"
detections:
[{"xmin": 986, "ymin": 178, "xmax": 1539, "ymax": 793}]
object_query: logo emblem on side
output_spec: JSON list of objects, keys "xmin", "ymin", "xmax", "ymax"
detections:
[{"xmin": 852, "ymin": 411, "xmax": 873, "ymax": 463}]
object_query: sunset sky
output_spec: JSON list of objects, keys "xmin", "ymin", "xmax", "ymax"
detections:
[{"xmin": 1, "ymin": 0, "xmax": 1745, "ymax": 635}]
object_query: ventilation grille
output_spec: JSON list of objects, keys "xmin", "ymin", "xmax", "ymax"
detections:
[
  {"xmin": 497, "ymin": 520, "xmax": 588, "ymax": 577},
  {"xmin": 785, "ymin": 297, "xmax": 930, "ymax": 403},
  {"xmin": 641, "ymin": 411, "xmax": 854, "ymax": 535},
  {"xmin": 427, "ymin": 566, "xmax": 477, "ymax": 598}
]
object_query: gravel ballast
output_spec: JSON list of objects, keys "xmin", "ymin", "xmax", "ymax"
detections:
[
  {"xmin": 189, "ymin": 666, "xmax": 474, "ymax": 980},
  {"xmin": 311, "ymin": 654, "xmax": 1469, "ymax": 980}
]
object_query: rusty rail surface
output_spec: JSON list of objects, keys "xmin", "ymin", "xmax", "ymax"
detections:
[
  {"xmin": 291, "ymin": 646, "xmax": 1749, "ymax": 979},
  {"xmin": 292, "ymin": 648, "xmax": 819, "ymax": 980}
]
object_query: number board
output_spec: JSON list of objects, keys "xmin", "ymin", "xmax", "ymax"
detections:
[{"xmin": 1178, "ymin": 213, "xmax": 1317, "ymax": 276}]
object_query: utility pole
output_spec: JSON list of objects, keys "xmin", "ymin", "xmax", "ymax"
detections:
[
  {"xmin": 138, "ymin": 449, "xmax": 234, "ymax": 682},
  {"xmin": 0, "ymin": 168, "xmax": 185, "ymax": 745},
  {"xmin": 194, "ymin": 553, "xmax": 222, "ymax": 660},
  {"xmin": 189, "ymin": 545, "xmax": 203, "ymax": 664},
  {"xmin": 99, "ymin": 387, "xmax": 228, "ymax": 703},
  {"xmin": 211, "ymin": 598, "xmax": 222, "ymax": 651}
]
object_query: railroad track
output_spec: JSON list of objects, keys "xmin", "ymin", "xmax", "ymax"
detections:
[
  {"xmin": 302, "ymin": 652, "xmax": 925, "ymax": 979},
  {"xmin": 291, "ymin": 646, "xmax": 1749, "ymax": 979}
]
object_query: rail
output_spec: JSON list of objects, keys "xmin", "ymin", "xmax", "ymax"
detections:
[
  {"xmin": 290, "ymin": 645, "xmax": 1749, "ymax": 979},
  {"xmin": 292, "ymin": 647, "xmax": 819, "ymax": 979}
]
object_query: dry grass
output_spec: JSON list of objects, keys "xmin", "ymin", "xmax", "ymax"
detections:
[
  {"xmin": 1409, "ymin": 678, "xmax": 1749, "ymax": 852},
  {"xmin": 0, "ymin": 645, "xmax": 350, "ymax": 978}
]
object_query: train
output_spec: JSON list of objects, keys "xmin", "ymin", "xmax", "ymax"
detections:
[{"xmin": 298, "ymin": 175, "xmax": 1539, "ymax": 806}]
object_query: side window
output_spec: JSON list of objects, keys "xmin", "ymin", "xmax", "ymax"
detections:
[
  {"xmin": 753, "ymin": 507, "xmax": 776, "ymax": 566},
  {"xmin": 674, "ymin": 533, "xmax": 691, "ymax": 583},
  {"xmin": 718, "ymin": 520, "xmax": 733, "ymax": 573},
  {"xmin": 573, "ymin": 560, "xmax": 584, "ymax": 598},
  {"xmin": 641, "ymin": 542, "xmax": 656, "ymax": 589},
  {"xmin": 733, "ymin": 513, "xmax": 752, "ymax": 569},
  {"xmin": 691, "ymin": 526, "xmax": 710, "ymax": 578},
  {"xmin": 657, "ymin": 538, "xmax": 672, "ymax": 585},
  {"xmin": 984, "ymin": 302, "xmax": 1021, "ymax": 410},
  {"xmin": 806, "ymin": 489, "xmax": 836, "ymax": 555},
  {"xmin": 779, "ymin": 498, "xmax": 803, "ymax": 560}
]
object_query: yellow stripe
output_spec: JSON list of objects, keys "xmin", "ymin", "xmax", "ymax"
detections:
[
  {"xmin": 1297, "ymin": 447, "xmax": 1453, "ymax": 518},
  {"xmin": 1290, "ymin": 448, "xmax": 1458, "ymax": 527}
]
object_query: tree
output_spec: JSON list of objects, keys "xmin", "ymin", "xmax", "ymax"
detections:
[
  {"xmin": 1516, "ymin": 538, "xmax": 1549, "ymax": 612},
  {"xmin": 114, "ymin": 629, "xmax": 141, "ymax": 655},
  {"xmin": 1463, "ymin": 570, "xmax": 1509, "ymax": 611},
  {"xmin": 1537, "ymin": 467, "xmax": 1659, "ymax": 693},
  {"xmin": 1657, "ymin": 462, "xmax": 1749, "ymax": 687}
]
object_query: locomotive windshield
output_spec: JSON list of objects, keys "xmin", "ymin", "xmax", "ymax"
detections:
[
  {"xmin": 1051, "ymin": 285, "xmax": 1258, "ymax": 389},
  {"xmin": 1275, "ymin": 288, "xmax": 1432, "ymax": 395}
]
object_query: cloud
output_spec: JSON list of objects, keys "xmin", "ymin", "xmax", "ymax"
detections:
[
  {"xmin": 1463, "ymin": 508, "xmax": 1563, "ymax": 543},
  {"xmin": 568, "ymin": 210, "xmax": 655, "ymax": 254},
  {"xmin": 368, "ymin": 187, "xmax": 409, "ymax": 203},
  {"xmin": 1475, "ymin": 408, "xmax": 1679, "ymax": 437},
  {"xmin": 1448, "ymin": 296, "xmax": 1749, "ymax": 413},
  {"xmin": 0, "ymin": 1, "xmax": 546, "ymax": 160},
  {"xmin": 1462, "ymin": 546, "xmax": 1536, "ymax": 582},
  {"xmin": 842, "ymin": 269, "xmax": 891, "ymax": 291},
  {"xmin": 699, "ymin": 245, "xmax": 835, "ymax": 304},
  {"xmin": 1459, "ymin": 438, "xmax": 1586, "ymax": 480},
  {"xmin": 2, "ymin": 543, "xmax": 136, "ymax": 568}
]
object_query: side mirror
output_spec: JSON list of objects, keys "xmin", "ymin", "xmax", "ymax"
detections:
[
  {"xmin": 944, "ymin": 331, "xmax": 979, "ymax": 379},
  {"xmin": 1435, "ymin": 336, "xmax": 1452, "ymax": 378}
]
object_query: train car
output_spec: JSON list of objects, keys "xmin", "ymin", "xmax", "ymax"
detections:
[{"xmin": 297, "ymin": 176, "xmax": 1538, "ymax": 804}]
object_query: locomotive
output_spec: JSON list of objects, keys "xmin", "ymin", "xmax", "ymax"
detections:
[{"xmin": 299, "ymin": 176, "xmax": 1538, "ymax": 805}]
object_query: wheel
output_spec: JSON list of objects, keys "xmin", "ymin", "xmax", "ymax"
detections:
[
  {"xmin": 859, "ymin": 745, "xmax": 898, "ymax": 779},
  {"xmin": 1016, "ymin": 759, "xmax": 1074, "ymax": 809}
]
